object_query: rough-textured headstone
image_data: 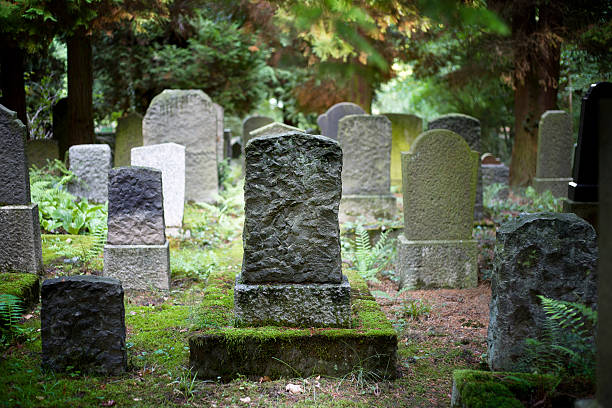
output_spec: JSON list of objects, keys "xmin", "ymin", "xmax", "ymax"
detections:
[
  {"xmin": 482, "ymin": 163, "xmax": 510, "ymax": 187},
  {"xmin": 113, "ymin": 112, "xmax": 143, "ymax": 167},
  {"xmin": 487, "ymin": 212, "xmax": 598, "ymax": 372},
  {"xmin": 26, "ymin": 139, "xmax": 60, "ymax": 169},
  {"xmin": 397, "ymin": 129, "xmax": 478, "ymax": 289},
  {"xmin": 428, "ymin": 114, "xmax": 483, "ymax": 220},
  {"xmin": 242, "ymin": 115, "xmax": 274, "ymax": 146},
  {"xmin": 317, "ymin": 102, "xmax": 366, "ymax": 140},
  {"xmin": 52, "ymin": 97, "xmax": 69, "ymax": 160},
  {"xmin": 382, "ymin": 113, "xmax": 423, "ymax": 190},
  {"xmin": 143, "ymin": 89, "xmax": 217, "ymax": 203},
  {"xmin": 1, "ymin": 104, "xmax": 30, "ymax": 205},
  {"xmin": 481, "ymin": 153, "xmax": 501, "ymax": 165},
  {"xmin": 67, "ymin": 144, "xmax": 112, "ymax": 203},
  {"xmin": 41, "ymin": 276, "xmax": 126, "ymax": 375},
  {"xmin": 103, "ymin": 242, "xmax": 170, "ymax": 291},
  {"xmin": 131, "ymin": 143, "xmax": 185, "ymax": 232},
  {"xmin": 214, "ymin": 103, "xmax": 224, "ymax": 163},
  {"xmin": 534, "ymin": 110, "xmax": 573, "ymax": 197}
]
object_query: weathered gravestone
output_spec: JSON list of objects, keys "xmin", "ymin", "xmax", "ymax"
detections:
[
  {"xmin": 52, "ymin": 97, "xmax": 69, "ymax": 160},
  {"xmin": 317, "ymin": 102, "xmax": 366, "ymax": 140},
  {"xmin": 480, "ymin": 153, "xmax": 509, "ymax": 190},
  {"xmin": 231, "ymin": 137, "xmax": 242, "ymax": 159},
  {"xmin": 26, "ymin": 139, "xmax": 60, "ymax": 168},
  {"xmin": 382, "ymin": 113, "xmax": 423, "ymax": 190},
  {"xmin": 103, "ymin": 167, "xmax": 170, "ymax": 290},
  {"xmin": 67, "ymin": 144, "xmax": 112, "ymax": 203},
  {"xmin": 41, "ymin": 276, "xmax": 126, "ymax": 375},
  {"xmin": 337, "ymin": 115, "xmax": 396, "ymax": 222},
  {"xmin": 0, "ymin": 104, "xmax": 43, "ymax": 274},
  {"xmin": 428, "ymin": 114, "xmax": 483, "ymax": 220},
  {"xmin": 241, "ymin": 115, "xmax": 274, "ymax": 147},
  {"xmin": 113, "ymin": 112, "xmax": 143, "ymax": 167},
  {"xmin": 397, "ymin": 129, "xmax": 479, "ymax": 289},
  {"xmin": 487, "ymin": 212, "xmax": 598, "ymax": 372},
  {"xmin": 131, "ymin": 143, "xmax": 185, "ymax": 234},
  {"xmin": 533, "ymin": 110, "xmax": 573, "ymax": 197},
  {"xmin": 250, "ymin": 122, "xmax": 303, "ymax": 139},
  {"xmin": 223, "ymin": 128, "xmax": 232, "ymax": 159},
  {"xmin": 234, "ymin": 132, "xmax": 351, "ymax": 327},
  {"xmin": 214, "ymin": 103, "xmax": 224, "ymax": 163},
  {"xmin": 143, "ymin": 89, "xmax": 217, "ymax": 203}
]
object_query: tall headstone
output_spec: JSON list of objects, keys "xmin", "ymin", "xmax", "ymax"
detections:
[
  {"xmin": 103, "ymin": 167, "xmax": 170, "ymax": 290},
  {"xmin": 131, "ymin": 143, "xmax": 186, "ymax": 234},
  {"xmin": 0, "ymin": 104, "xmax": 43, "ymax": 274},
  {"xmin": 428, "ymin": 114, "xmax": 483, "ymax": 220},
  {"xmin": 487, "ymin": 213, "xmax": 598, "ymax": 372},
  {"xmin": 143, "ymin": 89, "xmax": 217, "ymax": 203},
  {"xmin": 337, "ymin": 115, "xmax": 396, "ymax": 222},
  {"xmin": 317, "ymin": 102, "xmax": 366, "ymax": 140},
  {"xmin": 113, "ymin": 112, "xmax": 143, "ymax": 167},
  {"xmin": 67, "ymin": 144, "xmax": 112, "ymax": 203},
  {"xmin": 382, "ymin": 113, "xmax": 423, "ymax": 190},
  {"xmin": 214, "ymin": 103, "xmax": 224, "ymax": 163},
  {"xmin": 26, "ymin": 139, "xmax": 60, "ymax": 168},
  {"xmin": 223, "ymin": 128, "xmax": 232, "ymax": 159},
  {"xmin": 397, "ymin": 129, "xmax": 478, "ymax": 289},
  {"xmin": 234, "ymin": 132, "xmax": 351, "ymax": 327},
  {"xmin": 52, "ymin": 97, "xmax": 69, "ymax": 160}
]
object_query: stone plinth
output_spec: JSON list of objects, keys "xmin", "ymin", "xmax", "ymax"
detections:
[
  {"xmin": 67, "ymin": 144, "xmax": 112, "ymax": 203},
  {"xmin": 534, "ymin": 110, "xmax": 573, "ymax": 197},
  {"xmin": 0, "ymin": 204, "xmax": 43, "ymax": 274},
  {"xmin": 382, "ymin": 113, "xmax": 423, "ymax": 190},
  {"xmin": 103, "ymin": 242, "xmax": 170, "ymax": 291},
  {"xmin": 114, "ymin": 112, "xmax": 143, "ymax": 167}
]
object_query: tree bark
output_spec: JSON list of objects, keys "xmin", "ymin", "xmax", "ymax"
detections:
[
  {"xmin": 347, "ymin": 71, "xmax": 373, "ymax": 113},
  {"xmin": 67, "ymin": 29, "xmax": 94, "ymax": 148},
  {"xmin": 0, "ymin": 46, "xmax": 27, "ymax": 128}
]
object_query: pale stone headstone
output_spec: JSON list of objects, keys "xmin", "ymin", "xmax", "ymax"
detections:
[
  {"xmin": 317, "ymin": 102, "xmax": 366, "ymax": 140},
  {"xmin": 131, "ymin": 143, "xmax": 185, "ymax": 233},
  {"xmin": 382, "ymin": 113, "xmax": 423, "ymax": 190},
  {"xmin": 67, "ymin": 144, "xmax": 112, "ymax": 203},
  {"xmin": 234, "ymin": 132, "xmax": 351, "ymax": 328},
  {"xmin": 249, "ymin": 122, "xmax": 303, "ymax": 140},
  {"xmin": 143, "ymin": 89, "xmax": 217, "ymax": 203},
  {"xmin": 397, "ymin": 129, "xmax": 478, "ymax": 289},
  {"xmin": 487, "ymin": 212, "xmax": 598, "ymax": 372},
  {"xmin": 103, "ymin": 167, "xmax": 170, "ymax": 290},
  {"xmin": 214, "ymin": 103, "xmax": 224, "ymax": 163},
  {"xmin": 26, "ymin": 140, "xmax": 60, "ymax": 169},
  {"xmin": 113, "ymin": 112, "xmax": 143, "ymax": 167}
]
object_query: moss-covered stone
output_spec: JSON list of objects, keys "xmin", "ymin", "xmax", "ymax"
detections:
[
  {"xmin": 0, "ymin": 272, "xmax": 39, "ymax": 311},
  {"xmin": 382, "ymin": 113, "xmax": 423, "ymax": 190}
]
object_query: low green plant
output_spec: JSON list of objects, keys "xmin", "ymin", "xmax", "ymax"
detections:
[
  {"xmin": 484, "ymin": 184, "xmax": 564, "ymax": 223},
  {"xmin": 400, "ymin": 299, "xmax": 432, "ymax": 321},
  {"xmin": 170, "ymin": 367, "xmax": 199, "ymax": 402},
  {"xmin": 0, "ymin": 294, "xmax": 24, "ymax": 345},
  {"xmin": 347, "ymin": 224, "xmax": 395, "ymax": 283}
]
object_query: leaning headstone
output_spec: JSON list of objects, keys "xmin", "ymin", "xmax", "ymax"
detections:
[
  {"xmin": 338, "ymin": 115, "xmax": 396, "ymax": 222},
  {"xmin": 428, "ymin": 114, "xmax": 483, "ymax": 220},
  {"xmin": 249, "ymin": 122, "xmax": 303, "ymax": 140},
  {"xmin": 41, "ymin": 276, "xmax": 126, "ymax": 375},
  {"xmin": 397, "ymin": 129, "xmax": 478, "ymax": 289},
  {"xmin": 533, "ymin": 111, "xmax": 573, "ymax": 197},
  {"xmin": 143, "ymin": 89, "xmax": 217, "ymax": 203},
  {"xmin": 26, "ymin": 139, "xmax": 60, "ymax": 168},
  {"xmin": 382, "ymin": 113, "xmax": 423, "ymax": 190},
  {"xmin": 52, "ymin": 97, "xmax": 69, "ymax": 160},
  {"xmin": 234, "ymin": 132, "xmax": 351, "ymax": 327},
  {"xmin": 0, "ymin": 104, "xmax": 43, "ymax": 274},
  {"xmin": 67, "ymin": 144, "xmax": 112, "ymax": 203},
  {"xmin": 214, "ymin": 103, "xmax": 224, "ymax": 163},
  {"xmin": 242, "ymin": 115, "xmax": 274, "ymax": 147},
  {"xmin": 487, "ymin": 212, "xmax": 598, "ymax": 372},
  {"xmin": 113, "ymin": 112, "xmax": 143, "ymax": 167},
  {"xmin": 317, "ymin": 102, "xmax": 366, "ymax": 140},
  {"xmin": 103, "ymin": 167, "xmax": 170, "ymax": 290},
  {"xmin": 131, "ymin": 143, "xmax": 186, "ymax": 234}
]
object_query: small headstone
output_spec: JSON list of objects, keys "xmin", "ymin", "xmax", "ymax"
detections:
[
  {"xmin": 1, "ymin": 104, "xmax": 30, "ymax": 205},
  {"xmin": 481, "ymin": 153, "xmax": 501, "ymax": 165},
  {"xmin": 242, "ymin": 115, "xmax": 274, "ymax": 146},
  {"xmin": 214, "ymin": 103, "xmax": 224, "ymax": 163},
  {"xmin": 67, "ymin": 144, "xmax": 112, "ymax": 203},
  {"xmin": 382, "ymin": 113, "xmax": 423, "ymax": 190},
  {"xmin": 131, "ymin": 143, "xmax": 186, "ymax": 233},
  {"xmin": 317, "ymin": 102, "xmax": 366, "ymax": 140},
  {"xmin": 487, "ymin": 212, "xmax": 598, "ymax": 372},
  {"xmin": 26, "ymin": 140, "xmax": 60, "ymax": 169},
  {"xmin": 397, "ymin": 129, "xmax": 478, "ymax": 289},
  {"xmin": 231, "ymin": 137, "xmax": 242, "ymax": 159},
  {"xmin": 113, "ymin": 112, "xmax": 143, "ymax": 167},
  {"xmin": 482, "ymin": 163, "xmax": 510, "ymax": 187},
  {"xmin": 41, "ymin": 276, "xmax": 126, "ymax": 375},
  {"xmin": 249, "ymin": 122, "xmax": 303, "ymax": 140},
  {"xmin": 52, "ymin": 97, "xmax": 69, "ymax": 159}
]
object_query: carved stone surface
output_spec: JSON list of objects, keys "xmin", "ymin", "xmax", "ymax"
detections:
[
  {"xmin": 0, "ymin": 104, "xmax": 30, "ymax": 205},
  {"xmin": 114, "ymin": 112, "xmax": 143, "ymax": 167},
  {"xmin": 67, "ymin": 144, "xmax": 112, "ymax": 203},
  {"xmin": 0, "ymin": 204, "xmax": 43, "ymax": 274},
  {"xmin": 317, "ymin": 102, "xmax": 366, "ymax": 140}
]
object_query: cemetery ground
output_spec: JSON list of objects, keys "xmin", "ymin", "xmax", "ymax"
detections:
[{"xmin": 0, "ymin": 164, "xmax": 572, "ymax": 407}]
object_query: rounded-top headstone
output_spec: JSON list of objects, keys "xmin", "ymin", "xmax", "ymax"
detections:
[
  {"xmin": 114, "ymin": 112, "xmax": 143, "ymax": 167},
  {"xmin": 428, "ymin": 113, "xmax": 481, "ymax": 152},
  {"xmin": 242, "ymin": 115, "xmax": 274, "ymax": 144},
  {"xmin": 319, "ymin": 102, "xmax": 366, "ymax": 140},
  {"xmin": 0, "ymin": 104, "xmax": 30, "ymax": 205},
  {"xmin": 481, "ymin": 153, "xmax": 501, "ymax": 165}
]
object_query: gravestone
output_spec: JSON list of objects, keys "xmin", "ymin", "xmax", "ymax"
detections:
[
  {"xmin": 223, "ymin": 128, "xmax": 232, "ymax": 159},
  {"xmin": 249, "ymin": 122, "xmax": 303, "ymax": 140},
  {"xmin": 487, "ymin": 212, "xmax": 598, "ymax": 372},
  {"xmin": 67, "ymin": 144, "xmax": 112, "ymax": 203},
  {"xmin": 234, "ymin": 132, "xmax": 351, "ymax": 327},
  {"xmin": 382, "ymin": 113, "xmax": 423, "ymax": 190},
  {"xmin": 482, "ymin": 163, "xmax": 510, "ymax": 188},
  {"xmin": 481, "ymin": 153, "xmax": 501, "ymax": 165},
  {"xmin": 428, "ymin": 114, "xmax": 483, "ymax": 220},
  {"xmin": 143, "ymin": 89, "xmax": 217, "ymax": 203},
  {"xmin": 103, "ymin": 167, "xmax": 170, "ymax": 290},
  {"xmin": 52, "ymin": 97, "xmax": 69, "ymax": 159},
  {"xmin": 317, "ymin": 102, "xmax": 366, "ymax": 140},
  {"xmin": 41, "ymin": 276, "xmax": 126, "ymax": 375},
  {"xmin": 26, "ymin": 139, "xmax": 60, "ymax": 168},
  {"xmin": 0, "ymin": 104, "xmax": 43, "ymax": 274},
  {"xmin": 113, "ymin": 112, "xmax": 143, "ymax": 167},
  {"xmin": 214, "ymin": 103, "xmax": 224, "ymax": 163},
  {"xmin": 533, "ymin": 111, "xmax": 573, "ymax": 197},
  {"xmin": 131, "ymin": 143, "xmax": 185, "ymax": 234},
  {"xmin": 231, "ymin": 137, "xmax": 242, "ymax": 159},
  {"xmin": 338, "ymin": 115, "xmax": 396, "ymax": 222},
  {"xmin": 242, "ymin": 115, "xmax": 274, "ymax": 146},
  {"xmin": 397, "ymin": 129, "xmax": 478, "ymax": 289}
]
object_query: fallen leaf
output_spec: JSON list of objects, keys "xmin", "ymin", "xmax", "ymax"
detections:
[
  {"xmin": 259, "ymin": 376, "xmax": 271, "ymax": 383},
  {"xmin": 285, "ymin": 383, "xmax": 303, "ymax": 394},
  {"xmin": 240, "ymin": 396, "xmax": 251, "ymax": 403},
  {"xmin": 23, "ymin": 314, "xmax": 33, "ymax": 320},
  {"xmin": 101, "ymin": 400, "xmax": 115, "ymax": 406}
]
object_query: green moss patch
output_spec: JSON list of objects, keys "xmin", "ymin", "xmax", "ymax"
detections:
[
  {"xmin": 41, "ymin": 234, "xmax": 95, "ymax": 264},
  {"xmin": 0, "ymin": 273, "xmax": 39, "ymax": 311}
]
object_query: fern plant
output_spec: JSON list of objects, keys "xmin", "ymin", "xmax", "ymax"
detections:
[
  {"xmin": 0, "ymin": 294, "xmax": 24, "ymax": 342},
  {"xmin": 352, "ymin": 224, "xmax": 395, "ymax": 283}
]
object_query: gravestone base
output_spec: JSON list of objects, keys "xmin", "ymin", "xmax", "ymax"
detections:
[
  {"xmin": 339, "ymin": 195, "xmax": 397, "ymax": 223},
  {"xmin": 563, "ymin": 199, "xmax": 598, "ymax": 232},
  {"xmin": 165, "ymin": 227, "xmax": 182, "ymax": 238},
  {"xmin": 397, "ymin": 234, "xmax": 477, "ymax": 289},
  {"xmin": 234, "ymin": 274, "xmax": 351, "ymax": 328},
  {"xmin": 0, "ymin": 204, "xmax": 43, "ymax": 274},
  {"xmin": 533, "ymin": 177, "xmax": 572, "ymax": 198},
  {"xmin": 103, "ymin": 241, "xmax": 170, "ymax": 290}
]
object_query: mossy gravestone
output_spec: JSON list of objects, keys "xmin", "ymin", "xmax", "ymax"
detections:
[
  {"xmin": 113, "ymin": 112, "xmax": 143, "ymax": 167},
  {"xmin": 397, "ymin": 129, "xmax": 478, "ymax": 289},
  {"xmin": 234, "ymin": 132, "xmax": 351, "ymax": 328},
  {"xmin": 382, "ymin": 113, "xmax": 423, "ymax": 190},
  {"xmin": 317, "ymin": 102, "xmax": 365, "ymax": 140}
]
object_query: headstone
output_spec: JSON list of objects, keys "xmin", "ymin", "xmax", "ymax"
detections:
[
  {"xmin": 143, "ymin": 89, "xmax": 217, "ymax": 203},
  {"xmin": 113, "ymin": 112, "xmax": 143, "ymax": 167},
  {"xmin": 317, "ymin": 102, "xmax": 366, "ymax": 140},
  {"xmin": 223, "ymin": 128, "xmax": 232, "ymax": 159},
  {"xmin": 249, "ymin": 122, "xmax": 303, "ymax": 140},
  {"xmin": 382, "ymin": 113, "xmax": 423, "ymax": 190},
  {"xmin": 533, "ymin": 110, "xmax": 573, "ymax": 197},
  {"xmin": 428, "ymin": 114, "xmax": 483, "ymax": 220},
  {"xmin": 131, "ymin": 143, "xmax": 185, "ymax": 234},
  {"xmin": 242, "ymin": 115, "xmax": 274, "ymax": 147},
  {"xmin": 397, "ymin": 129, "xmax": 478, "ymax": 289},
  {"xmin": 26, "ymin": 139, "xmax": 60, "ymax": 168},
  {"xmin": 214, "ymin": 103, "xmax": 224, "ymax": 163},
  {"xmin": 481, "ymin": 153, "xmax": 501, "ymax": 165},
  {"xmin": 41, "ymin": 276, "xmax": 126, "ymax": 375},
  {"xmin": 234, "ymin": 132, "xmax": 351, "ymax": 327},
  {"xmin": 67, "ymin": 144, "xmax": 112, "ymax": 203},
  {"xmin": 482, "ymin": 163, "xmax": 510, "ymax": 187},
  {"xmin": 487, "ymin": 212, "xmax": 598, "ymax": 372},
  {"xmin": 231, "ymin": 137, "xmax": 242, "ymax": 159},
  {"xmin": 52, "ymin": 97, "xmax": 69, "ymax": 160},
  {"xmin": 103, "ymin": 167, "xmax": 170, "ymax": 290}
]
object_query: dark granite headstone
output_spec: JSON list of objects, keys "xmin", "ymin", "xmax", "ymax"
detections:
[
  {"xmin": 0, "ymin": 104, "xmax": 30, "ymax": 205},
  {"xmin": 317, "ymin": 102, "xmax": 366, "ymax": 140},
  {"xmin": 231, "ymin": 137, "xmax": 242, "ymax": 159}
]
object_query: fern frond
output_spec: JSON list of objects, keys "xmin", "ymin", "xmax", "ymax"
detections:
[{"xmin": 0, "ymin": 294, "xmax": 24, "ymax": 330}]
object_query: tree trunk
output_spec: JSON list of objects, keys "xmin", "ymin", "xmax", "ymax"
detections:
[
  {"xmin": 347, "ymin": 71, "xmax": 373, "ymax": 113},
  {"xmin": 0, "ymin": 46, "xmax": 27, "ymax": 128},
  {"xmin": 67, "ymin": 29, "xmax": 94, "ymax": 148}
]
